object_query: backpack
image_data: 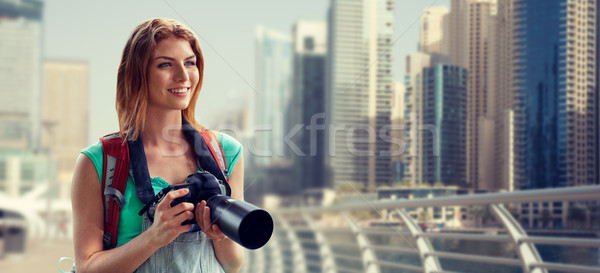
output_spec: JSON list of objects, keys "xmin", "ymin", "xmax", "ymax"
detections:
[{"xmin": 100, "ymin": 129, "xmax": 229, "ymax": 250}]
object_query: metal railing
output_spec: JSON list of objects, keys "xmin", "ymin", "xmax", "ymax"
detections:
[{"xmin": 240, "ymin": 185, "xmax": 600, "ymax": 273}]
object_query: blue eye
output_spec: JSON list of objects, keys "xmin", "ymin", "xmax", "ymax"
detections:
[
  {"xmin": 158, "ymin": 62, "xmax": 171, "ymax": 68},
  {"xmin": 185, "ymin": 61, "xmax": 196, "ymax": 66}
]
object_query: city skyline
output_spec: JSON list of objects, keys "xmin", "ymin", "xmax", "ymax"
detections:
[
  {"xmin": 1, "ymin": 1, "xmax": 599, "ymax": 271},
  {"xmin": 399, "ymin": 0, "xmax": 599, "ymax": 193},
  {"xmin": 41, "ymin": 0, "xmax": 450, "ymax": 145},
  {"xmin": 3, "ymin": 0, "xmax": 596, "ymax": 194}
]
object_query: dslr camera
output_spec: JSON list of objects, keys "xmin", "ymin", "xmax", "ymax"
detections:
[{"xmin": 141, "ymin": 171, "xmax": 273, "ymax": 250}]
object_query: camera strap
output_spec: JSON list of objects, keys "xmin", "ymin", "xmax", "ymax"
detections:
[
  {"xmin": 100, "ymin": 119, "xmax": 231, "ymax": 249},
  {"xmin": 100, "ymin": 118, "xmax": 232, "ymax": 249},
  {"xmin": 138, "ymin": 186, "xmax": 173, "ymax": 222},
  {"xmin": 181, "ymin": 119, "xmax": 231, "ymax": 196},
  {"xmin": 127, "ymin": 119, "xmax": 232, "ymax": 205}
]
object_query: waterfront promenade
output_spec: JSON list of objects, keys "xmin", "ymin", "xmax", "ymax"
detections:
[
  {"xmin": 240, "ymin": 185, "xmax": 600, "ymax": 273},
  {"xmin": 0, "ymin": 238, "xmax": 74, "ymax": 273},
  {"xmin": 1, "ymin": 186, "xmax": 599, "ymax": 273}
]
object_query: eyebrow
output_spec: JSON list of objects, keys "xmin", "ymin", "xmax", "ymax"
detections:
[{"xmin": 152, "ymin": 55, "xmax": 196, "ymax": 62}]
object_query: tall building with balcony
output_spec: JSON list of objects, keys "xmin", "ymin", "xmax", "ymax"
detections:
[
  {"xmin": 421, "ymin": 65, "xmax": 467, "ymax": 186},
  {"xmin": 488, "ymin": 0, "xmax": 517, "ymax": 191},
  {"xmin": 0, "ymin": 0, "xmax": 44, "ymax": 150},
  {"xmin": 390, "ymin": 82, "xmax": 405, "ymax": 183},
  {"xmin": 403, "ymin": 53, "xmax": 428, "ymax": 186},
  {"xmin": 420, "ymin": 6, "xmax": 450, "ymax": 55},
  {"xmin": 448, "ymin": 0, "xmax": 497, "ymax": 189},
  {"xmin": 326, "ymin": 0, "xmax": 394, "ymax": 189},
  {"xmin": 254, "ymin": 26, "xmax": 292, "ymax": 166},
  {"xmin": 468, "ymin": 0, "xmax": 497, "ymax": 190},
  {"xmin": 448, "ymin": 0, "xmax": 470, "ymax": 69},
  {"xmin": 403, "ymin": 53, "xmax": 452, "ymax": 186},
  {"xmin": 290, "ymin": 18, "xmax": 329, "ymax": 194},
  {"xmin": 511, "ymin": 0, "xmax": 598, "ymax": 188}
]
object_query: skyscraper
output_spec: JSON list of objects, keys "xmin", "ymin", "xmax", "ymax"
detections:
[
  {"xmin": 403, "ymin": 53, "xmax": 452, "ymax": 186},
  {"xmin": 391, "ymin": 82, "xmax": 405, "ymax": 183},
  {"xmin": 420, "ymin": 6, "xmax": 450, "ymax": 55},
  {"xmin": 42, "ymin": 59, "xmax": 90, "ymax": 198},
  {"xmin": 421, "ymin": 65, "xmax": 467, "ymax": 185},
  {"xmin": 597, "ymin": 0, "xmax": 600, "ymax": 187},
  {"xmin": 488, "ymin": 0, "xmax": 516, "ymax": 191},
  {"xmin": 254, "ymin": 26, "xmax": 292, "ymax": 166},
  {"xmin": 403, "ymin": 52, "xmax": 431, "ymax": 186},
  {"xmin": 326, "ymin": 0, "xmax": 394, "ymax": 189},
  {"xmin": 0, "ymin": 0, "xmax": 44, "ymax": 150},
  {"xmin": 448, "ymin": 0, "xmax": 470, "ymax": 69},
  {"xmin": 290, "ymin": 18, "xmax": 329, "ymax": 192},
  {"xmin": 467, "ymin": 0, "xmax": 496, "ymax": 190},
  {"xmin": 448, "ymin": 0, "xmax": 497, "ymax": 189},
  {"xmin": 510, "ymin": 0, "xmax": 597, "ymax": 188}
]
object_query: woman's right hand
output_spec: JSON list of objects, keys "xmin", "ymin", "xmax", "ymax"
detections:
[{"xmin": 146, "ymin": 188, "xmax": 195, "ymax": 248}]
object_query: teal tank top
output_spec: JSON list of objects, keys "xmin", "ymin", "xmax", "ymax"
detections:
[{"xmin": 81, "ymin": 132, "xmax": 242, "ymax": 247}]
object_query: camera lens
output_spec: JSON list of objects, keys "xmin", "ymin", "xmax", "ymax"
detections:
[{"xmin": 207, "ymin": 195, "xmax": 274, "ymax": 249}]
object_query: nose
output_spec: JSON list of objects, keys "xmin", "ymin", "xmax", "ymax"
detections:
[{"xmin": 173, "ymin": 63, "xmax": 189, "ymax": 82}]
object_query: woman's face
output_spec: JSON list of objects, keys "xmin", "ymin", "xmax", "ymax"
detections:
[{"xmin": 147, "ymin": 37, "xmax": 199, "ymax": 113}]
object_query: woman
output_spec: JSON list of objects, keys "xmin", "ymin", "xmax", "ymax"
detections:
[{"xmin": 71, "ymin": 18, "xmax": 244, "ymax": 272}]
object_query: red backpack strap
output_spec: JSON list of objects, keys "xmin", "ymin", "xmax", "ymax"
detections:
[
  {"xmin": 200, "ymin": 131, "xmax": 228, "ymax": 181},
  {"xmin": 100, "ymin": 133, "xmax": 129, "ymax": 250}
]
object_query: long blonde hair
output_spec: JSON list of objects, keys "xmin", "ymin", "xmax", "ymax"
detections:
[{"xmin": 116, "ymin": 18, "xmax": 205, "ymax": 140}]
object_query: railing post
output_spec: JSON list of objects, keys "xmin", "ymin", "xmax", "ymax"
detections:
[
  {"xmin": 301, "ymin": 212, "xmax": 337, "ymax": 273},
  {"xmin": 277, "ymin": 214, "xmax": 307, "ymax": 273},
  {"xmin": 491, "ymin": 204, "xmax": 548, "ymax": 273},
  {"xmin": 240, "ymin": 248, "xmax": 265, "ymax": 273},
  {"xmin": 341, "ymin": 211, "xmax": 380, "ymax": 273},
  {"xmin": 255, "ymin": 247, "xmax": 266, "ymax": 273},
  {"xmin": 266, "ymin": 230, "xmax": 284, "ymax": 273},
  {"xmin": 395, "ymin": 209, "xmax": 443, "ymax": 273}
]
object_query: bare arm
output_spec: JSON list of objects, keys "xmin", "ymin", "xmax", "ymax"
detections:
[
  {"xmin": 71, "ymin": 154, "xmax": 195, "ymax": 273},
  {"xmin": 196, "ymin": 153, "xmax": 245, "ymax": 273}
]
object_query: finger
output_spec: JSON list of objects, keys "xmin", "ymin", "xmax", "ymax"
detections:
[
  {"xmin": 159, "ymin": 202, "xmax": 194, "ymax": 222},
  {"xmin": 157, "ymin": 188, "xmax": 189, "ymax": 210},
  {"xmin": 173, "ymin": 202, "xmax": 195, "ymax": 213},
  {"xmin": 203, "ymin": 204, "xmax": 212, "ymax": 229},
  {"xmin": 173, "ymin": 210, "xmax": 194, "ymax": 225},
  {"xmin": 195, "ymin": 201, "xmax": 206, "ymax": 226}
]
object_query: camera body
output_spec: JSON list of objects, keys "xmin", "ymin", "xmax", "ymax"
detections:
[
  {"xmin": 167, "ymin": 171, "xmax": 274, "ymax": 249},
  {"xmin": 169, "ymin": 171, "xmax": 227, "ymax": 225}
]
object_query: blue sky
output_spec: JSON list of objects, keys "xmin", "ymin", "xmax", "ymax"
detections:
[{"xmin": 43, "ymin": 0, "xmax": 449, "ymax": 144}]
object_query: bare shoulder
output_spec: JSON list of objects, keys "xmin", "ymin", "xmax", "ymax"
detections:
[
  {"xmin": 72, "ymin": 153, "xmax": 100, "ymax": 188},
  {"xmin": 71, "ymin": 153, "xmax": 104, "ymax": 224},
  {"xmin": 71, "ymin": 153, "xmax": 105, "ymax": 262},
  {"xmin": 71, "ymin": 153, "xmax": 102, "ymax": 212}
]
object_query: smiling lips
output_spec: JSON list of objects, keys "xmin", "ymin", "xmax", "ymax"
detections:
[{"xmin": 168, "ymin": 87, "xmax": 189, "ymax": 94}]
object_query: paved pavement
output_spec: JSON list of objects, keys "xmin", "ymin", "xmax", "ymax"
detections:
[{"xmin": 0, "ymin": 238, "xmax": 75, "ymax": 273}]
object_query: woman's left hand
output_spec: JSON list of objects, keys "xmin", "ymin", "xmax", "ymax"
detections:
[{"xmin": 196, "ymin": 200, "xmax": 227, "ymax": 241}]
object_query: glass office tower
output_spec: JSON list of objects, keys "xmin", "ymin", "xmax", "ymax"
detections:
[
  {"xmin": 291, "ymin": 19, "xmax": 329, "ymax": 192},
  {"xmin": 254, "ymin": 26, "xmax": 293, "ymax": 166},
  {"xmin": 421, "ymin": 65, "xmax": 467, "ymax": 186},
  {"xmin": 513, "ymin": 0, "xmax": 597, "ymax": 188},
  {"xmin": 326, "ymin": 0, "xmax": 394, "ymax": 188}
]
